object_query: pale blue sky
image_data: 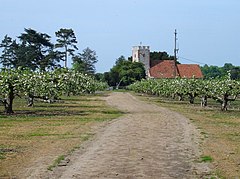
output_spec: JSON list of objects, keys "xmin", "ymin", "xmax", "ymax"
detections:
[{"xmin": 0, "ymin": 0, "xmax": 239, "ymax": 72}]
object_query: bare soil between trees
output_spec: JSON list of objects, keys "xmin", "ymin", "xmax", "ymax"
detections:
[{"xmin": 26, "ymin": 92, "xmax": 211, "ymax": 179}]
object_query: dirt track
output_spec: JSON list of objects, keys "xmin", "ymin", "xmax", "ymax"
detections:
[{"xmin": 31, "ymin": 92, "xmax": 210, "ymax": 178}]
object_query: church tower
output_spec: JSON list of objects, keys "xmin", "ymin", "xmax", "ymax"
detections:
[{"xmin": 132, "ymin": 45, "xmax": 150, "ymax": 77}]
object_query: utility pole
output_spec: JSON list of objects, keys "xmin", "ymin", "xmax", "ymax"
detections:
[
  {"xmin": 174, "ymin": 29, "xmax": 179, "ymax": 62},
  {"xmin": 174, "ymin": 29, "xmax": 179, "ymax": 77}
]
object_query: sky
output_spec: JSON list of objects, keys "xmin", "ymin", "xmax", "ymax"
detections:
[{"xmin": 0, "ymin": 0, "xmax": 240, "ymax": 72}]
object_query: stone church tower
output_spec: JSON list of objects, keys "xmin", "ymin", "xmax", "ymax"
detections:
[{"xmin": 132, "ymin": 46, "xmax": 150, "ymax": 77}]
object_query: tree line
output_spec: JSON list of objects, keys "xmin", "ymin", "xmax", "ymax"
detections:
[
  {"xmin": 2, "ymin": 28, "xmax": 239, "ymax": 88},
  {"xmin": 201, "ymin": 63, "xmax": 240, "ymax": 80},
  {"xmin": 97, "ymin": 51, "xmax": 240, "ymax": 88},
  {"xmin": 0, "ymin": 28, "xmax": 98, "ymax": 75}
]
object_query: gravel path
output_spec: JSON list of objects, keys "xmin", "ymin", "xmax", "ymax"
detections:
[{"xmin": 42, "ymin": 92, "xmax": 210, "ymax": 179}]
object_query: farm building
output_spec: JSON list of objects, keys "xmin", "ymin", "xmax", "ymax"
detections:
[{"xmin": 132, "ymin": 45, "xmax": 203, "ymax": 79}]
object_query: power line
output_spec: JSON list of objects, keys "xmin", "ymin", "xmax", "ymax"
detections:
[{"xmin": 178, "ymin": 56, "xmax": 211, "ymax": 66}]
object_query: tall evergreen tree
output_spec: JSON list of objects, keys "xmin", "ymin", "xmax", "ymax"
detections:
[
  {"xmin": 0, "ymin": 28, "xmax": 67, "ymax": 71},
  {"xmin": 0, "ymin": 35, "xmax": 17, "ymax": 68},
  {"xmin": 18, "ymin": 28, "xmax": 55, "ymax": 71},
  {"xmin": 55, "ymin": 28, "xmax": 78, "ymax": 68},
  {"xmin": 72, "ymin": 47, "xmax": 98, "ymax": 75}
]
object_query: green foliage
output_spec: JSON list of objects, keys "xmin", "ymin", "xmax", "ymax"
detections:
[
  {"xmin": 0, "ymin": 68, "xmax": 25, "ymax": 113},
  {"xmin": 0, "ymin": 35, "xmax": 16, "ymax": 68},
  {"xmin": 201, "ymin": 63, "xmax": 240, "ymax": 80},
  {"xmin": 128, "ymin": 77, "xmax": 240, "ymax": 110},
  {"xmin": 150, "ymin": 51, "xmax": 180, "ymax": 64},
  {"xmin": 94, "ymin": 73, "xmax": 105, "ymax": 82},
  {"xmin": 105, "ymin": 56, "xmax": 146, "ymax": 87},
  {"xmin": 0, "ymin": 28, "xmax": 60, "ymax": 71},
  {"xmin": 150, "ymin": 51, "xmax": 174, "ymax": 61},
  {"xmin": 0, "ymin": 28, "xmax": 101, "ymax": 72},
  {"xmin": 17, "ymin": 28, "xmax": 57, "ymax": 71},
  {"xmin": 230, "ymin": 67, "xmax": 240, "ymax": 80},
  {"xmin": 55, "ymin": 28, "xmax": 78, "ymax": 68},
  {"xmin": 72, "ymin": 47, "xmax": 98, "ymax": 75},
  {"xmin": 0, "ymin": 28, "xmax": 81, "ymax": 70},
  {"xmin": 0, "ymin": 68, "xmax": 108, "ymax": 113}
]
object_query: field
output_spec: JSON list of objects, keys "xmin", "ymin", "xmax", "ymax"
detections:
[
  {"xmin": 135, "ymin": 93, "xmax": 240, "ymax": 178},
  {"xmin": 0, "ymin": 91, "xmax": 240, "ymax": 178},
  {"xmin": 0, "ymin": 93, "xmax": 122, "ymax": 178}
]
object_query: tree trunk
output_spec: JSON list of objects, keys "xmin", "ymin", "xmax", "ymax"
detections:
[
  {"xmin": 178, "ymin": 94, "xmax": 183, "ymax": 101},
  {"xmin": 201, "ymin": 96, "xmax": 208, "ymax": 107},
  {"xmin": 221, "ymin": 100, "xmax": 228, "ymax": 111},
  {"xmin": 4, "ymin": 85, "xmax": 14, "ymax": 114},
  {"xmin": 221, "ymin": 94, "xmax": 229, "ymax": 111},
  {"xmin": 116, "ymin": 79, "xmax": 123, "ymax": 90},
  {"xmin": 189, "ymin": 94, "xmax": 195, "ymax": 104},
  {"xmin": 65, "ymin": 45, "xmax": 68, "ymax": 68},
  {"xmin": 27, "ymin": 95, "xmax": 34, "ymax": 107},
  {"xmin": 189, "ymin": 93, "xmax": 197, "ymax": 104}
]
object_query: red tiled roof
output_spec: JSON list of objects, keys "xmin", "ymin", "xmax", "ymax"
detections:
[
  {"xmin": 177, "ymin": 64, "xmax": 203, "ymax": 78},
  {"xmin": 149, "ymin": 60, "xmax": 178, "ymax": 78},
  {"xmin": 149, "ymin": 60, "xmax": 203, "ymax": 79}
]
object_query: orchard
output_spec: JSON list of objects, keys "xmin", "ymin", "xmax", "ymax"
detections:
[
  {"xmin": 128, "ymin": 76, "xmax": 240, "ymax": 111},
  {"xmin": 0, "ymin": 68, "xmax": 108, "ymax": 114}
]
